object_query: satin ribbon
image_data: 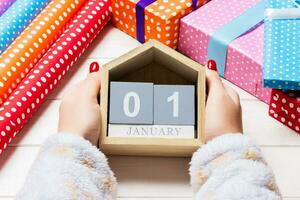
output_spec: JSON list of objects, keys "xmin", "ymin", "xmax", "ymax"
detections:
[
  {"xmin": 136, "ymin": 0, "xmax": 156, "ymax": 43},
  {"xmin": 136, "ymin": 0, "xmax": 198, "ymax": 43},
  {"xmin": 207, "ymin": 0, "xmax": 265, "ymax": 77},
  {"xmin": 266, "ymin": 5, "xmax": 300, "ymax": 20}
]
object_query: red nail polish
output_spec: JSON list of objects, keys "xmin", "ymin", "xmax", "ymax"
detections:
[
  {"xmin": 207, "ymin": 60, "xmax": 218, "ymax": 71},
  {"xmin": 89, "ymin": 61, "xmax": 100, "ymax": 73}
]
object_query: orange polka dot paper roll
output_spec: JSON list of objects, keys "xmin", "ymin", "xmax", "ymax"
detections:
[
  {"xmin": 0, "ymin": 0, "xmax": 87, "ymax": 105},
  {"xmin": 0, "ymin": 0, "xmax": 111, "ymax": 154},
  {"xmin": 111, "ymin": 0, "xmax": 209, "ymax": 48}
]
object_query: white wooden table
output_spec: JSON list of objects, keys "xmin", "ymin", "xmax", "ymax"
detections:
[{"xmin": 0, "ymin": 23, "xmax": 300, "ymax": 200}]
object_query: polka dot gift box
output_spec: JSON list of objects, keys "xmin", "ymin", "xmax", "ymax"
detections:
[
  {"xmin": 0, "ymin": 0, "xmax": 15, "ymax": 16},
  {"xmin": 111, "ymin": 0, "xmax": 209, "ymax": 49},
  {"xmin": 0, "ymin": 0, "xmax": 86, "ymax": 105},
  {"xmin": 263, "ymin": 0, "xmax": 300, "ymax": 91},
  {"xmin": 0, "ymin": 0, "xmax": 51, "ymax": 54},
  {"xmin": 0, "ymin": 0, "xmax": 111, "ymax": 154},
  {"xmin": 269, "ymin": 90, "xmax": 300, "ymax": 134},
  {"xmin": 178, "ymin": 0, "xmax": 271, "ymax": 103}
]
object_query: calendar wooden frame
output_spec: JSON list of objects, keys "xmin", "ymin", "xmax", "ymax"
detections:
[{"xmin": 99, "ymin": 40, "xmax": 205, "ymax": 157}]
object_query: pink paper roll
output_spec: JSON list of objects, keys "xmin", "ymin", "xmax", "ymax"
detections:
[{"xmin": 0, "ymin": 0, "xmax": 111, "ymax": 154}]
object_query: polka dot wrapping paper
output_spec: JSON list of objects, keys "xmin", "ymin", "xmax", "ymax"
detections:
[
  {"xmin": 0, "ymin": 0, "xmax": 16, "ymax": 16},
  {"xmin": 0, "ymin": 0, "xmax": 87, "ymax": 105},
  {"xmin": 269, "ymin": 90, "xmax": 300, "ymax": 134},
  {"xmin": 0, "ymin": 0, "xmax": 111, "ymax": 154},
  {"xmin": 178, "ymin": 0, "xmax": 271, "ymax": 103},
  {"xmin": 111, "ymin": 0, "xmax": 209, "ymax": 49},
  {"xmin": 263, "ymin": 0, "xmax": 300, "ymax": 91},
  {"xmin": 0, "ymin": 0, "xmax": 51, "ymax": 54}
]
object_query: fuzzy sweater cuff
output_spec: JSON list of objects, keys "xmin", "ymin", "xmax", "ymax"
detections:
[{"xmin": 16, "ymin": 133, "xmax": 116, "ymax": 200}]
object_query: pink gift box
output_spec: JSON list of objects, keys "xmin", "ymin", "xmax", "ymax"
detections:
[{"xmin": 178, "ymin": 0, "xmax": 271, "ymax": 103}]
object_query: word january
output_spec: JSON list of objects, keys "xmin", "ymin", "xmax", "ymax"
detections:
[
  {"xmin": 126, "ymin": 126, "xmax": 181, "ymax": 137},
  {"xmin": 108, "ymin": 125, "xmax": 195, "ymax": 139}
]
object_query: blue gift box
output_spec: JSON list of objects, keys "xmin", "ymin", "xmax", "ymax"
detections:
[{"xmin": 263, "ymin": 0, "xmax": 300, "ymax": 91}]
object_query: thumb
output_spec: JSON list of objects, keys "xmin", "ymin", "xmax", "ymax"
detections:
[
  {"xmin": 83, "ymin": 70, "xmax": 102, "ymax": 98},
  {"xmin": 206, "ymin": 60, "xmax": 224, "ymax": 94}
]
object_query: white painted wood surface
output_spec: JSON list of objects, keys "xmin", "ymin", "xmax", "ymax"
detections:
[{"xmin": 0, "ymin": 23, "xmax": 299, "ymax": 199}]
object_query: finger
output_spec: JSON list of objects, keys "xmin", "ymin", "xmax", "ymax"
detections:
[
  {"xmin": 224, "ymin": 84, "xmax": 240, "ymax": 105},
  {"xmin": 83, "ymin": 70, "xmax": 102, "ymax": 98},
  {"xmin": 206, "ymin": 68, "xmax": 225, "ymax": 96},
  {"xmin": 205, "ymin": 60, "xmax": 225, "ymax": 95}
]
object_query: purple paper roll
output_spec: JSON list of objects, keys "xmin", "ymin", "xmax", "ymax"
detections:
[{"xmin": 0, "ymin": 0, "xmax": 15, "ymax": 16}]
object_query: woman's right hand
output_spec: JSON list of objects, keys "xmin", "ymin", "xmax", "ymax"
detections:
[{"xmin": 205, "ymin": 60, "xmax": 243, "ymax": 142}]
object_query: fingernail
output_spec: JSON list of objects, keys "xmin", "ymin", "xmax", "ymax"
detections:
[
  {"xmin": 207, "ymin": 60, "xmax": 218, "ymax": 71},
  {"xmin": 89, "ymin": 61, "xmax": 100, "ymax": 73}
]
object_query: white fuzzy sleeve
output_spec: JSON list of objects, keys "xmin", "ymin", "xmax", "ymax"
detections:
[
  {"xmin": 190, "ymin": 134, "xmax": 281, "ymax": 200},
  {"xmin": 16, "ymin": 133, "xmax": 116, "ymax": 200}
]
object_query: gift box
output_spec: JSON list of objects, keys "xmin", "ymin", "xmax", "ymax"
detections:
[
  {"xmin": 111, "ymin": 0, "xmax": 209, "ymax": 48},
  {"xmin": 269, "ymin": 90, "xmax": 300, "ymax": 134},
  {"xmin": 263, "ymin": 0, "xmax": 300, "ymax": 91},
  {"xmin": 178, "ymin": 0, "xmax": 271, "ymax": 103}
]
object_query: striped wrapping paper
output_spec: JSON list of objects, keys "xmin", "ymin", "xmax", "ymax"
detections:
[
  {"xmin": 0, "ymin": 0, "xmax": 51, "ymax": 53},
  {"xmin": 0, "ymin": 0, "xmax": 15, "ymax": 16},
  {"xmin": 0, "ymin": 0, "xmax": 87, "ymax": 105},
  {"xmin": 0, "ymin": 0, "xmax": 111, "ymax": 154}
]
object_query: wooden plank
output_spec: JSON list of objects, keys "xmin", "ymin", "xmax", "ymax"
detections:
[
  {"xmin": 241, "ymin": 100, "xmax": 300, "ymax": 146},
  {"xmin": 0, "ymin": 147, "xmax": 40, "ymax": 197},
  {"xmin": 262, "ymin": 147, "xmax": 300, "ymax": 198},
  {"xmin": 109, "ymin": 155, "xmax": 191, "ymax": 197},
  {"xmin": 9, "ymin": 100, "xmax": 59, "ymax": 146},
  {"xmin": 81, "ymin": 23, "xmax": 140, "ymax": 59},
  {"xmin": 110, "ymin": 147, "xmax": 300, "ymax": 198},
  {"xmin": 0, "ymin": 147, "xmax": 300, "ymax": 198}
]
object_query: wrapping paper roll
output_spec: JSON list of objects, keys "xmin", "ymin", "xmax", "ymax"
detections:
[
  {"xmin": 0, "ymin": 0, "xmax": 111, "ymax": 154},
  {"xmin": 0, "ymin": 0, "xmax": 51, "ymax": 54},
  {"xmin": 0, "ymin": 0, "xmax": 50, "ymax": 54},
  {"xmin": 0, "ymin": 0, "xmax": 15, "ymax": 16},
  {"xmin": 0, "ymin": 0, "xmax": 87, "ymax": 105}
]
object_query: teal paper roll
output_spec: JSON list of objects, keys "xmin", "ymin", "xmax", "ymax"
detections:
[{"xmin": 0, "ymin": 0, "xmax": 50, "ymax": 54}]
